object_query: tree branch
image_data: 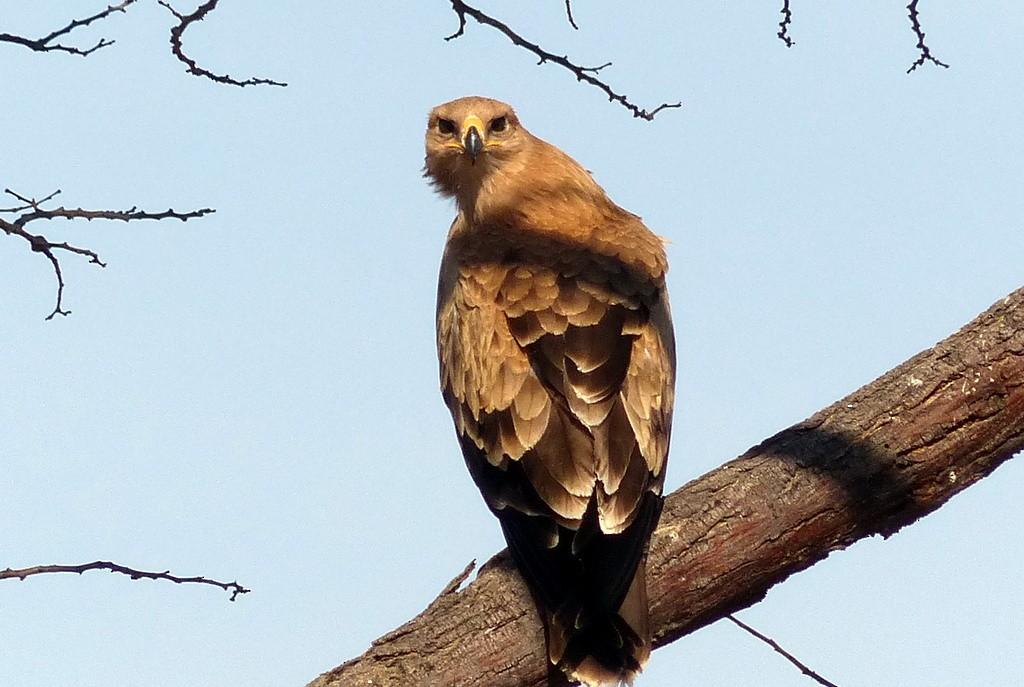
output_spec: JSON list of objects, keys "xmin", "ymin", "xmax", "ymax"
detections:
[
  {"xmin": 1, "ymin": 188, "xmax": 215, "ymax": 320},
  {"xmin": 444, "ymin": 1, "xmax": 681, "ymax": 121},
  {"xmin": 309, "ymin": 285, "xmax": 1024, "ymax": 686},
  {"xmin": 0, "ymin": 560, "xmax": 249, "ymax": 601},
  {"xmin": 0, "ymin": 1, "xmax": 137, "ymax": 56},
  {"xmin": 157, "ymin": 0, "xmax": 288, "ymax": 87},
  {"xmin": 563, "ymin": 1, "xmax": 579, "ymax": 31},
  {"xmin": 906, "ymin": 0, "xmax": 950, "ymax": 73},
  {"xmin": 778, "ymin": 0, "xmax": 795, "ymax": 47},
  {"xmin": 774, "ymin": 1, "xmax": 948, "ymax": 71},
  {"xmin": 1, "ymin": 2, "xmax": 285, "ymax": 87},
  {"xmin": 727, "ymin": 615, "xmax": 839, "ymax": 687}
]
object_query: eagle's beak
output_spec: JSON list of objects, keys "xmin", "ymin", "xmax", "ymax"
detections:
[
  {"xmin": 464, "ymin": 126, "xmax": 483, "ymax": 162},
  {"xmin": 462, "ymin": 115, "xmax": 485, "ymax": 162}
]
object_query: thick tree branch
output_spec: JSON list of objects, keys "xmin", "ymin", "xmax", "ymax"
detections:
[
  {"xmin": 444, "ymin": 1, "xmax": 681, "ymax": 121},
  {"xmin": 1, "ymin": 188, "xmax": 214, "ymax": 319},
  {"xmin": 0, "ymin": 561, "xmax": 249, "ymax": 601},
  {"xmin": 310, "ymin": 285, "xmax": 1024, "ymax": 686}
]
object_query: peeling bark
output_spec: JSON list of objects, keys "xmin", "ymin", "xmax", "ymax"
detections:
[{"xmin": 311, "ymin": 287, "xmax": 1024, "ymax": 687}]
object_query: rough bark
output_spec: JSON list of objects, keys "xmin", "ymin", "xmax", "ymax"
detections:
[{"xmin": 310, "ymin": 286, "xmax": 1024, "ymax": 687}]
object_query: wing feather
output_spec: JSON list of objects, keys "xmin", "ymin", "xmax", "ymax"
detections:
[{"xmin": 439, "ymin": 247, "xmax": 674, "ymax": 526}]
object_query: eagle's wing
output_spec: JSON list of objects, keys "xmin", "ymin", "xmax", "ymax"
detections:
[{"xmin": 437, "ymin": 232, "xmax": 674, "ymax": 671}]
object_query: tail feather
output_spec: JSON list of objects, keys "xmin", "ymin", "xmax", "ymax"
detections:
[
  {"xmin": 548, "ymin": 558, "xmax": 651, "ymax": 687},
  {"xmin": 492, "ymin": 484, "xmax": 663, "ymax": 686}
]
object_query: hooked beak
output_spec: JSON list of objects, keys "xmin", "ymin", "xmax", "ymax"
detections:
[{"xmin": 464, "ymin": 125, "xmax": 483, "ymax": 162}]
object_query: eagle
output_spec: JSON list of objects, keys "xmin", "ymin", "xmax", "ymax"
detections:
[{"xmin": 424, "ymin": 96, "xmax": 675, "ymax": 686}]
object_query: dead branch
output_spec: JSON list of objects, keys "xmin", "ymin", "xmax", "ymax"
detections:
[
  {"xmin": 777, "ymin": 0, "xmax": 947, "ymax": 70},
  {"xmin": 0, "ymin": 1, "xmax": 137, "ymax": 56},
  {"xmin": 1, "ymin": 2, "xmax": 285, "ymax": 87},
  {"xmin": 157, "ymin": 0, "xmax": 287, "ymax": 87},
  {"xmin": 778, "ymin": 0, "xmax": 795, "ymax": 47},
  {"xmin": 563, "ymin": 1, "xmax": 579, "ymax": 31},
  {"xmin": 906, "ymin": 0, "xmax": 950, "ymax": 73},
  {"xmin": 309, "ymin": 285, "xmax": 1024, "ymax": 686},
  {"xmin": 2, "ymin": 3, "xmax": 954, "ymax": 101},
  {"xmin": 1, "ymin": 188, "xmax": 214, "ymax": 320},
  {"xmin": 0, "ymin": 560, "xmax": 249, "ymax": 601},
  {"xmin": 444, "ymin": 0, "xmax": 681, "ymax": 121},
  {"xmin": 727, "ymin": 615, "xmax": 839, "ymax": 687}
]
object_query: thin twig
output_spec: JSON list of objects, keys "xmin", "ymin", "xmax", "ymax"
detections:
[
  {"xmin": 444, "ymin": 1, "xmax": 680, "ymax": 120},
  {"xmin": 778, "ymin": 0, "xmax": 795, "ymax": 47},
  {"xmin": 158, "ymin": 0, "xmax": 287, "ymax": 87},
  {"xmin": 564, "ymin": 0, "xmax": 579, "ymax": 31},
  {"xmin": 728, "ymin": 615, "xmax": 841, "ymax": 687},
  {"xmin": 1, "ymin": 561, "xmax": 249, "ymax": 601},
  {"xmin": 1, "ymin": 188, "xmax": 62, "ymax": 212},
  {"xmin": 2, "ymin": 188, "xmax": 214, "ymax": 319},
  {"xmin": 1, "ymin": 2, "xmax": 286, "ymax": 87},
  {"xmin": 906, "ymin": 0, "xmax": 949, "ymax": 73},
  {"xmin": 0, "ymin": 1, "xmax": 136, "ymax": 56}
]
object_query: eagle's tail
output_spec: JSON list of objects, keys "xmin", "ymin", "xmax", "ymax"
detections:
[{"xmin": 546, "ymin": 560, "xmax": 651, "ymax": 687}]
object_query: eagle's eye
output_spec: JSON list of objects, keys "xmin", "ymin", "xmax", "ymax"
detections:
[
  {"xmin": 437, "ymin": 118, "xmax": 457, "ymax": 135},
  {"xmin": 489, "ymin": 116, "xmax": 508, "ymax": 133}
]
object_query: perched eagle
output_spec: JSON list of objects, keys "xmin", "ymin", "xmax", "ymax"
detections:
[{"xmin": 424, "ymin": 96, "xmax": 675, "ymax": 687}]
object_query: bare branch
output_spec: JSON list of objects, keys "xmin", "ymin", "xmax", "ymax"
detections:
[
  {"xmin": 563, "ymin": 0, "xmax": 579, "ymax": 31},
  {"xmin": 778, "ymin": 0, "xmax": 795, "ymax": 47},
  {"xmin": 727, "ymin": 615, "xmax": 840, "ymax": 687},
  {"xmin": 439, "ymin": 560, "xmax": 476, "ymax": 596},
  {"xmin": 1, "ymin": 560, "xmax": 249, "ymax": 601},
  {"xmin": 1, "ymin": 188, "xmax": 215, "ymax": 319},
  {"xmin": 580, "ymin": 61, "xmax": 612, "ymax": 74},
  {"xmin": 906, "ymin": 0, "xmax": 949, "ymax": 73},
  {"xmin": 444, "ymin": 1, "xmax": 680, "ymax": 121},
  {"xmin": 311, "ymin": 285, "xmax": 1024, "ymax": 686},
  {"xmin": 158, "ymin": 0, "xmax": 287, "ymax": 87},
  {"xmin": 774, "ymin": 1, "xmax": 949, "ymax": 73},
  {"xmin": 0, "ymin": 1, "xmax": 137, "ymax": 57},
  {"xmin": 1, "ymin": 3, "xmax": 286, "ymax": 87},
  {"xmin": 1, "ymin": 188, "xmax": 62, "ymax": 211}
]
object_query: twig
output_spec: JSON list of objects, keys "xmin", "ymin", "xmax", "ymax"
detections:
[
  {"xmin": 778, "ymin": 0, "xmax": 795, "ymax": 47},
  {"xmin": 439, "ymin": 560, "xmax": 476, "ymax": 596},
  {"xmin": 444, "ymin": 1, "xmax": 680, "ymax": 120},
  {"xmin": 1, "ymin": 188, "xmax": 214, "ymax": 320},
  {"xmin": 564, "ymin": 0, "xmax": 579, "ymax": 31},
  {"xmin": 1, "ymin": 2, "xmax": 285, "ymax": 87},
  {"xmin": 906, "ymin": 0, "xmax": 949, "ymax": 73},
  {"xmin": 727, "ymin": 615, "xmax": 841, "ymax": 687},
  {"xmin": 1, "ymin": 188, "xmax": 62, "ymax": 211},
  {"xmin": 0, "ymin": 1, "xmax": 137, "ymax": 56},
  {"xmin": 157, "ymin": 0, "xmax": 287, "ymax": 87},
  {"xmin": 1, "ymin": 561, "xmax": 249, "ymax": 601}
]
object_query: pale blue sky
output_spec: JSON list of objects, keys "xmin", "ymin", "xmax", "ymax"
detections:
[{"xmin": 1, "ymin": 3, "xmax": 1021, "ymax": 686}]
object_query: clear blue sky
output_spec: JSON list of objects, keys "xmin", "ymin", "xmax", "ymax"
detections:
[{"xmin": 2, "ymin": 3, "xmax": 1021, "ymax": 686}]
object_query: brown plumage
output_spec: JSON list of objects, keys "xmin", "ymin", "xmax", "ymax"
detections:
[{"xmin": 425, "ymin": 96, "xmax": 675, "ymax": 687}]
